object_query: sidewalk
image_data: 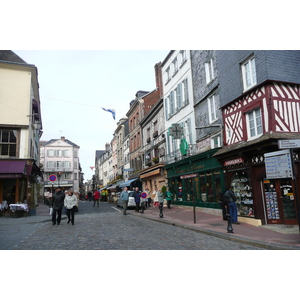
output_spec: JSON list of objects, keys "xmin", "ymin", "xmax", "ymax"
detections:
[{"xmin": 134, "ymin": 205, "xmax": 300, "ymax": 250}]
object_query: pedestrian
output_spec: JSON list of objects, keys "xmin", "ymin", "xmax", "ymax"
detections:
[
  {"xmin": 133, "ymin": 187, "xmax": 141, "ymax": 213},
  {"xmin": 140, "ymin": 193, "xmax": 145, "ymax": 214},
  {"xmin": 224, "ymin": 186, "xmax": 240, "ymax": 224},
  {"xmin": 218, "ymin": 191, "xmax": 228, "ymax": 220},
  {"xmin": 64, "ymin": 189, "xmax": 78, "ymax": 225},
  {"xmin": 144, "ymin": 187, "xmax": 151, "ymax": 207},
  {"xmin": 153, "ymin": 188, "xmax": 159, "ymax": 207},
  {"xmin": 93, "ymin": 189, "xmax": 100, "ymax": 207},
  {"xmin": 88, "ymin": 190, "xmax": 93, "ymax": 202},
  {"xmin": 119, "ymin": 187, "xmax": 129, "ymax": 215},
  {"xmin": 157, "ymin": 188, "xmax": 164, "ymax": 218},
  {"xmin": 50, "ymin": 186, "xmax": 65, "ymax": 225},
  {"xmin": 165, "ymin": 188, "xmax": 173, "ymax": 209}
]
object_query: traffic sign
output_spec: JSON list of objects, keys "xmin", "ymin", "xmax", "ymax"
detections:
[
  {"xmin": 49, "ymin": 174, "xmax": 57, "ymax": 182},
  {"xmin": 278, "ymin": 139, "xmax": 300, "ymax": 149}
]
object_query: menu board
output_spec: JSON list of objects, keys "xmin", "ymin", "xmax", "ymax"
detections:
[{"xmin": 265, "ymin": 191, "xmax": 280, "ymax": 219}]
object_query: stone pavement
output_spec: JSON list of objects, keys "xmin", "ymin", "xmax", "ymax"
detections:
[
  {"xmin": 133, "ymin": 204, "xmax": 300, "ymax": 250},
  {"xmin": 4, "ymin": 201, "xmax": 300, "ymax": 250}
]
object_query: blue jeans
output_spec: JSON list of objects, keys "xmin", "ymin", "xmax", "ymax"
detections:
[{"xmin": 228, "ymin": 202, "xmax": 238, "ymax": 223}]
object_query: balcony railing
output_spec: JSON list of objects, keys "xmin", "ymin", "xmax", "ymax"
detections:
[
  {"xmin": 43, "ymin": 168, "xmax": 73, "ymax": 172},
  {"xmin": 164, "ymin": 144, "xmax": 198, "ymax": 164}
]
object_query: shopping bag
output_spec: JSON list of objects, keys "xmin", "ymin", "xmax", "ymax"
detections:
[{"xmin": 49, "ymin": 207, "xmax": 53, "ymax": 215}]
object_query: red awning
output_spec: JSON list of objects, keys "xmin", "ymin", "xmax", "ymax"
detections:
[{"xmin": 0, "ymin": 160, "xmax": 27, "ymax": 177}]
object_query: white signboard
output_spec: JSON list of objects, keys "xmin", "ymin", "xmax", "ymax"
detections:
[
  {"xmin": 264, "ymin": 150, "xmax": 293, "ymax": 179},
  {"xmin": 278, "ymin": 139, "xmax": 300, "ymax": 149}
]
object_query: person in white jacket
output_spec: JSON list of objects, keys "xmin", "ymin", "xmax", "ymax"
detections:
[{"xmin": 64, "ymin": 189, "xmax": 78, "ymax": 225}]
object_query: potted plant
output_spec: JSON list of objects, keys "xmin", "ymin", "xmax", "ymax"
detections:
[{"xmin": 152, "ymin": 156, "xmax": 159, "ymax": 163}]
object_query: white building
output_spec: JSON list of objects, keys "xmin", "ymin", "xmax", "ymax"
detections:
[
  {"xmin": 161, "ymin": 50, "xmax": 197, "ymax": 163},
  {"xmin": 40, "ymin": 136, "xmax": 80, "ymax": 192}
]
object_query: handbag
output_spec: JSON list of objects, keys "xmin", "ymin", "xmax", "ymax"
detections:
[{"xmin": 73, "ymin": 205, "xmax": 79, "ymax": 213}]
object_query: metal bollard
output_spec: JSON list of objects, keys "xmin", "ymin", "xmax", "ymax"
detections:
[
  {"xmin": 226, "ymin": 213, "xmax": 234, "ymax": 233},
  {"xmin": 159, "ymin": 203, "xmax": 164, "ymax": 218}
]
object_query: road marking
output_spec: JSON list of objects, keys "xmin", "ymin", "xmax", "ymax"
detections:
[{"xmin": 111, "ymin": 206, "xmax": 121, "ymax": 212}]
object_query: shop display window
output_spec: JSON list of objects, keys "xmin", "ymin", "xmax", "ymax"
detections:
[{"xmin": 231, "ymin": 172, "xmax": 254, "ymax": 218}]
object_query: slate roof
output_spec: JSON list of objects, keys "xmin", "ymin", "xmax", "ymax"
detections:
[{"xmin": 0, "ymin": 50, "xmax": 27, "ymax": 64}]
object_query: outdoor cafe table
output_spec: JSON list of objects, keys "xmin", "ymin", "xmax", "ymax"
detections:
[{"xmin": 9, "ymin": 204, "xmax": 29, "ymax": 217}]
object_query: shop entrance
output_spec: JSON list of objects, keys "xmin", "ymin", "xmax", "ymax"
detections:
[{"xmin": 263, "ymin": 179, "xmax": 298, "ymax": 225}]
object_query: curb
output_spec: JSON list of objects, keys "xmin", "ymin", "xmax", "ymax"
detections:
[{"xmin": 131, "ymin": 212, "xmax": 300, "ymax": 250}]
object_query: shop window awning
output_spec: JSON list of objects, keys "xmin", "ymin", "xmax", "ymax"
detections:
[
  {"xmin": 119, "ymin": 178, "xmax": 138, "ymax": 188},
  {"xmin": 99, "ymin": 186, "xmax": 109, "ymax": 191},
  {"xmin": 107, "ymin": 185, "xmax": 118, "ymax": 190},
  {"xmin": 0, "ymin": 160, "xmax": 27, "ymax": 174}
]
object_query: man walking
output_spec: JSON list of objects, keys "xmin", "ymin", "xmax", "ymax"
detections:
[
  {"xmin": 51, "ymin": 186, "xmax": 65, "ymax": 225},
  {"xmin": 119, "ymin": 187, "xmax": 129, "ymax": 215},
  {"xmin": 93, "ymin": 189, "xmax": 100, "ymax": 207},
  {"xmin": 224, "ymin": 186, "xmax": 240, "ymax": 224},
  {"xmin": 157, "ymin": 188, "xmax": 164, "ymax": 218}
]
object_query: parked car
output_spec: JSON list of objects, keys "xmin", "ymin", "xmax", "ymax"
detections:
[{"xmin": 116, "ymin": 191, "xmax": 137, "ymax": 208}]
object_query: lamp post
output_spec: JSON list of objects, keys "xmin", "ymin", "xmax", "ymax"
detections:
[{"xmin": 57, "ymin": 172, "xmax": 62, "ymax": 187}]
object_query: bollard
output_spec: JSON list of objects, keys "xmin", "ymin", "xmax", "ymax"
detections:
[
  {"xmin": 159, "ymin": 203, "xmax": 164, "ymax": 218},
  {"xmin": 226, "ymin": 213, "xmax": 234, "ymax": 233}
]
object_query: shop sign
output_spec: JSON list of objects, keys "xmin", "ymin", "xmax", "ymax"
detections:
[
  {"xmin": 224, "ymin": 158, "xmax": 244, "ymax": 166},
  {"xmin": 180, "ymin": 173, "xmax": 197, "ymax": 179},
  {"xmin": 264, "ymin": 150, "xmax": 293, "ymax": 179},
  {"xmin": 278, "ymin": 139, "xmax": 300, "ymax": 149}
]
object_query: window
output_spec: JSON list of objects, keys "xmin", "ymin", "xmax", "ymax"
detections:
[
  {"xmin": 176, "ymin": 82, "xmax": 182, "ymax": 109},
  {"xmin": 179, "ymin": 50, "xmax": 186, "ymax": 65},
  {"xmin": 211, "ymin": 135, "xmax": 221, "ymax": 149},
  {"xmin": 247, "ymin": 108, "xmax": 263, "ymax": 138},
  {"xmin": 172, "ymin": 58, "xmax": 178, "ymax": 75},
  {"xmin": 165, "ymin": 68, "xmax": 170, "ymax": 83},
  {"xmin": 242, "ymin": 56, "xmax": 257, "ymax": 90},
  {"xmin": 208, "ymin": 95, "xmax": 217, "ymax": 123},
  {"xmin": 205, "ymin": 58, "xmax": 214, "ymax": 84},
  {"xmin": 0, "ymin": 129, "xmax": 17, "ymax": 157},
  {"xmin": 183, "ymin": 78, "xmax": 189, "ymax": 105}
]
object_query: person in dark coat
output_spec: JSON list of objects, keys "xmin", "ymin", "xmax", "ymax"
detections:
[
  {"xmin": 224, "ymin": 186, "xmax": 240, "ymax": 224},
  {"xmin": 133, "ymin": 187, "xmax": 141, "ymax": 213},
  {"xmin": 51, "ymin": 186, "xmax": 65, "ymax": 225}
]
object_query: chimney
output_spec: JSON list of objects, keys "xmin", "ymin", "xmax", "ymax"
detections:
[
  {"xmin": 154, "ymin": 62, "xmax": 163, "ymax": 98},
  {"xmin": 61, "ymin": 136, "xmax": 65, "ymax": 141}
]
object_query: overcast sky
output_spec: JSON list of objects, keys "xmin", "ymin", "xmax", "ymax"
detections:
[{"xmin": 13, "ymin": 50, "xmax": 169, "ymax": 181}]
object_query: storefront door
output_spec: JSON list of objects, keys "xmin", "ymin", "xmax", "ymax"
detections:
[{"xmin": 263, "ymin": 179, "xmax": 298, "ymax": 225}]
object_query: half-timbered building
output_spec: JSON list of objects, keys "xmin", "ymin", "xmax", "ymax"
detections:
[{"xmin": 214, "ymin": 50, "xmax": 300, "ymax": 225}]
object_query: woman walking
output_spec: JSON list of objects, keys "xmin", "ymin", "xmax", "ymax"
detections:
[{"xmin": 64, "ymin": 189, "xmax": 78, "ymax": 225}]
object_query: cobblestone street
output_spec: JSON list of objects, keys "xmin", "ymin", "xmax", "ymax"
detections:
[{"xmin": 10, "ymin": 210, "xmax": 262, "ymax": 250}]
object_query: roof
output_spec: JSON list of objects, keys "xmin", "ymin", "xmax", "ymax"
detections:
[
  {"xmin": 0, "ymin": 50, "xmax": 27, "ymax": 64},
  {"xmin": 44, "ymin": 138, "xmax": 80, "ymax": 148}
]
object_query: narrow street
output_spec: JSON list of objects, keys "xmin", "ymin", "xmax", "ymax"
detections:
[{"xmin": 1, "ymin": 201, "xmax": 262, "ymax": 250}]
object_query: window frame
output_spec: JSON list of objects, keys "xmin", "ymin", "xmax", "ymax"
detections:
[
  {"xmin": 205, "ymin": 58, "xmax": 214, "ymax": 84},
  {"xmin": 0, "ymin": 128, "xmax": 19, "ymax": 158},
  {"xmin": 242, "ymin": 56, "xmax": 257, "ymax": 91},
  {"xmin": 208, "ymin": 94, "xmax": 217, "ymax": 124},
  {"xmin": 246, "ymin": 107, "xmax": 263, "ymax": 139}
]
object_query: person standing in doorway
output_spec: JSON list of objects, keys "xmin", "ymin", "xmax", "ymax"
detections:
[
  {"xmin": 133, "ymin": 187, "xmax": 141, "ymax": 213},
  {"xmin": 93, "ymin": 189, "xmax": 100, "ymax": 207},
  {"xmin": 157, "ymin": 188, "xmax": 164, "ymax": 218},
  {"xmin": 64, "ymin": 189, "xmax": 78, "ymax": 225},
  {"xmin": 224, "ymin": 186, "xmax": 240, "ymax": 224},
  {"xmin": 119, "ymin": 187, "xmax": 129, "ymax": 215},
  {"xmin": 51, "ymin": 186, "xmax": 65, "ymax": 225}
]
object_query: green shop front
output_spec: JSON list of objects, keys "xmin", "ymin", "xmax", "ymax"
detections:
[{"xmin": 165, "ymin": 149, "xmax": 225, "ymax": 209}]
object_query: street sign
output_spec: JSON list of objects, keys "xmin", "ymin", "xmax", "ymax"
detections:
[
  {"xmin": 264, "ymin": 150, "xmax": 293, "ymax": 179},
  {"xmin": 49, "ymin": 174, "xmax": 57, "ymax": 182},
  {"xmin": 278, "ymin": 139, "xmax": 300, "ymax": 149}
]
